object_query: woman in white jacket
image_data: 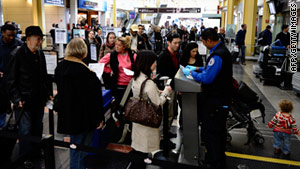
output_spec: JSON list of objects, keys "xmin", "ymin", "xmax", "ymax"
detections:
[{"xmin": 129, "ymin": 50, "xmax": 171, "ymax": 169}]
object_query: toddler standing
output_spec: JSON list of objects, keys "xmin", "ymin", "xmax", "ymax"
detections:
[{"xmin": 267, "ymin": 99, "xmax": 300, "ymax": 156}]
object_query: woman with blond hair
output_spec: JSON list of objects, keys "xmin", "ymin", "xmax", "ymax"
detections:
[
  {"xmin": 55, "ymin": 38, "xmax": 104, "ymax": 169},
  {"xmin": 99, "ymin": 36, "xmax": 137, "ymax": 106}
]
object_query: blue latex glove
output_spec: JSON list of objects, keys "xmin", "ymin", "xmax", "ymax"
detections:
[
  {"xmin": 182, "ymin": 68, "xmax": 191, "ymax": 76},
  {"xmin": 186, "ymin": 65, "xmax": 197, "ymax": 71}
]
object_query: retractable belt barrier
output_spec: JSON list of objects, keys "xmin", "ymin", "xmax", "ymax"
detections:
[{"xmin": 0, "ymin": 131, "xmax": 202, "ymax": 169}]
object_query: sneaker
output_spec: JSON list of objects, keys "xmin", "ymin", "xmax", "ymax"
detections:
[
  {"xmin": 283, "ymin": 152, "xmax": 290, "ymax": 157},
  {"xmin": 274, "ymin": 148, "xmax": 281, "ymax": 155},
  {"xmin": 242, "ymin": 62, "xmax": 247, "ymax": 65}
]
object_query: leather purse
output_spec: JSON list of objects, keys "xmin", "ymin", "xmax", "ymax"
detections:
[{"xmin": 124, "ymin": 78, "xmax": 162, "ymax": 128}]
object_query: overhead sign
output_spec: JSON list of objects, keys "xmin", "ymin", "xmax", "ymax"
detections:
[
  {"xmin": 78, "ymin": 0, "xmax": 107, "ymax": 11},
  {"xmin": 137, "ymin": 8, "xmax": 201, "ymax": 13},
  {"xmin": 138, "ymin": 8, "xmax": 158, "ymax": 13},
  {"xmin": 44, "ymin": 0, "xmax": 64, "ymax": 6}
]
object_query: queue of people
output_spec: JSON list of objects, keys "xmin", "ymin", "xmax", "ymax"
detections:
[{"xmin": 0, "ymin": 20, "xmax": 298, "ymax": 169}]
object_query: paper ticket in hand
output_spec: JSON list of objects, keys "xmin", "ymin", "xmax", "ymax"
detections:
[{"xmin": 123, "ymin": 67, "xmax": 134, "ymax": 76}]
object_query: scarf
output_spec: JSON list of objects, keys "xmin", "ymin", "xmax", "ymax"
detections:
[
  {"xmin": 64, "ymin": 55, "xmax": 93, "ymax": 72},
  {"xmin": 106, "ymin": 41, "xmax": 115, "ymax": 49}
]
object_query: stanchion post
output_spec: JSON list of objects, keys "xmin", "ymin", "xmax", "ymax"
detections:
[
  {"xmin": 48, "ymin": 75, "xmax": 55, "ymax": 137},
  {"xmin": 163, "ymin": 101, "xmax": 169, "ymax": 157},
  {"xmin": 43, "ymin": 135, "xmax": 55, "ymax": 169}
]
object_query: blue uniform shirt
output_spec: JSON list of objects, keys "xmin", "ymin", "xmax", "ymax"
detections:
[{"xmin": 191, "ymin": 41, "xmax": 222, "ymax": 84}]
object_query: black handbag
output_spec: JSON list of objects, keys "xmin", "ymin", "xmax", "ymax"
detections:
[
  {"xmin": 0, "ymin": 107, "xmax": 25, "ymax": 167},
  {"xmin": 124, "ymin": 78, "xmax": 162, "ymax": 128}
]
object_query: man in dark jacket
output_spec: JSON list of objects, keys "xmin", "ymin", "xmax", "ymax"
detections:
[
  {"xmin": 157, "ymin": 33, "xmax": 181, "ymax": 143},
  {"xmin": 0, "ymin": 24, "xmax": 23, "ymax": 129},
  {"xmin": 6, "ymin": 26, "xmax": 51, "ymax": 167},
  {"xmin": 49, "ymin": 23, "xmax": 56, "ymax": 50},
  {"xmin": 258, "ymin": 25, "xmax": 272, "ymax": 63},
  {"xmin": 218, "ymin": 27, "xmax": 226, "ymax": 44},
  {"xmin": 234, "ymin": 24, "xmax": 247, "ymax": 65},
  {"xmin": 186, "ymin": 28, "xmax": 232, "ymax": 169},
  {"xmin": 138, "ymin": 24, "xmax": 152, "ymax": 50},
  {"xmin": 275, "ymin": 25, "xmax": 290, "ymax": 48}
]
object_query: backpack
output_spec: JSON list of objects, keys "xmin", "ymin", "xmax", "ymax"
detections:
[{"xmin": 258, "ymin": 31, "xmax": 266, "ymax": 45}]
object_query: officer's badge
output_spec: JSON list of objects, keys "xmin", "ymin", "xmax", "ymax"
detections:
[{"xmin": 208, "ymin": 58, "xmax": 215, "ymax": 66}]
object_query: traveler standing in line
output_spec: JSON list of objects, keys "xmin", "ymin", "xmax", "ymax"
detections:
[
  {"xmin": 83, "ymin": 30, "xmax": 100, "ymax": 64},
  {"xmin": 189, "ymin": 27, "xmax": 196, "ymax": 42},
  {"xmin": 99, "ymin": 32, "xmax": 116, "ymax": 59},
  {"xmin": 184, "ymin": 28, "xmax": 232, "ymax": 169},
  {"xmin": 99, "ymin": 36, "xmax": 136, "ymax": 106},
  {"xmin": 233, "ymin": 24, "xmax": 247, "ymax": 65},
  {"xmin": 138, "ymin": 24, "xmax": 152, "ymax": 50},
  {"xmin": 157, "ymin": 33, "xmax": 181, "ymax": 130},
  {"xmin": 129, "ymin": 50, "xmax": 171, "ymax": 169},
  {"xmin": 6, "ymin": 26, "xmax": 52, "ymax": 168},
  {"xmin": 55, "ymin": 38, "xmax": 104, "ymax": 169},
  {"xmin": 0, "ymin": 23, "xmax": 23, "ymax": 165},
  {"xmin": 95, "ymin": 28, "xmax": 103, "ymax": 48},
  {"xmin": 0, "ymin": 24, "xmax": 23, "ymax": 129},
  {"xmin": 129, "ymin": 24, "xmax": 146, "ymax": 53},
  {"xmin": 154, "ymin": 27, "xmax": 163, "ymax": 54},
  {"xmin": 99, "ymin": 32, "xmax": 116, "ymax": 90},
  {"xmin": 181, "ymin": 27, "xmax": 189, "ymax": 51},
  {"xmin": 179, "ymin": 42, "xmax": 203, "ymax": 128}
]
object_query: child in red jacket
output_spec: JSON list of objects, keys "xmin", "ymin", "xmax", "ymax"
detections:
[{"xmin": 267, "ymin": 99, "xmax": 300, "ymax": 156}]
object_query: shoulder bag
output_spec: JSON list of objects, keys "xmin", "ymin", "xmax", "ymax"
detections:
[{"xmin": 124, "ymin": 78, "xmax": 162, "ymax": 128}]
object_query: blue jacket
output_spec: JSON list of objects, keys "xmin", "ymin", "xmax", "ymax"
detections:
[
  {"xmin": 191, "ymin": 42, "xmax": 223, "ymax": 84},
  {"xmin": 0, "ymin": 36, "xmax": 23, "ymax": 79},
  {"xmin": 263, "ymin": 29, "xmax": 272, "ymax": 45},
  {"xmin": 235, "ymin": 29, "xmax": 246, "ymax": 46}
]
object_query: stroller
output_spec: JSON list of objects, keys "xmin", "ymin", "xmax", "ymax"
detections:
[{"xmin": 227, "ymin": 78, "xmax": 265, "ymax": 145}]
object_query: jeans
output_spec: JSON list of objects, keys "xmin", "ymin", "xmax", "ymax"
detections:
[
  {"xmin": 273, "ymin": 132, "xmax": 291, "ymax": 154},
  {"xmin": 18, "ymin": 105, "xmax": 44, "ymax": 158},
  {"xmin": 239, "ymin": 45, "xmax": 246, "ymax": 63},
  {"xmin": 70, "ymin": 130, "xmax": 94, "ymax": 169},
  {"xmin": 0, "ymin": 113, "xmax": 6, "ymax": 128},
  {"xmin": 258, "ymin": 46, "xmax": 266, "ymax": 63}
]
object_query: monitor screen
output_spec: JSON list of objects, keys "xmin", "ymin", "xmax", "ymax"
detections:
[{"xmin": 267, "ymin": 1, "xmax": 276, "ymax": 15}]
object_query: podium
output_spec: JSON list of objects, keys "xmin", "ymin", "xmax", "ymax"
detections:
[{"xmin": 174, "ymin": 69, "xmax": 202, "ymax": 164}]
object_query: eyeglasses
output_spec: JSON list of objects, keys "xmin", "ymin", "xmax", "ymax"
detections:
[{"xmin": 29, "ymin": 37, "xmax": 45, "ymax": 42}]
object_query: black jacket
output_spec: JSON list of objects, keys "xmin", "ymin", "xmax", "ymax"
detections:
[
  {"xmin": 235, "ymin": 29, "xmax": 246, "ymax": 46},
  {"xmin": 202, "ymin": 42, "xmax": 232, "ymax": 104},
  {"xmin": 275, "ymin": 32, "xmax": 290, "ymax": 47},
  {"xmin": 157, "ymin": 48, "xmax": 180, "ymax": 88},
  {"xmin": 135, "ymin": 35, "xmax": 147, "ymax": 51},
  {"xmin": 54, "ymin": 59, "xmax": 104, "ymax": 134},
  {"xmin": 141, "ymin": 33, "xmax": 152, "ymax": 50},
  {"xmin": 6, "ymin": 43, "xmax": 51, "ymax": 106},
  {"xmin": 83, "ymin": 38, "xmax": 100, "ymax": 64}
]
